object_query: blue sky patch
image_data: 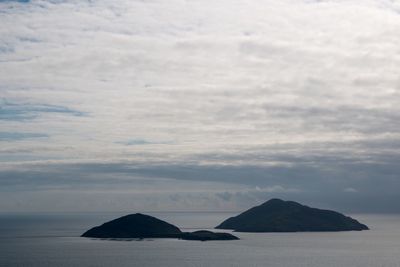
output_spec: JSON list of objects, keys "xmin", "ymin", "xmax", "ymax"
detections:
[
  {"xmin": 0, "ymin": 0, "xmax": 30, "ymax": 3},
  {"xmin": 116, "ymin": 139, "xmax": 174, "ymax": 146},
  {"xmin": 0, "ymin": 99, "xmax": 86, "ymax": 121},
  {"xmin": 0, "ymin": 132, "xmax": 48, "ymax": 141}
]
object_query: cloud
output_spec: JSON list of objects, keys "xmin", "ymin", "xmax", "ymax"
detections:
[
  {"xmin": 0, "ymin": 0, "xmax": 400, "ymax": 212},
  {"xmin": 1, "ymin": 156, "xmax": 400, "ymax": 212},
  {"xmin": 344, "ymin": 187, "xmax": 358, "ymax": 193}
]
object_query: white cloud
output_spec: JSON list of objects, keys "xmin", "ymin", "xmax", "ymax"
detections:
[
  {"xmin": 1, "ymin": 0, "xmax": 400, "ymax": 211},
  {"xmin": 344, "ymin": 187, "xmax": 358, "ymax": 193}
]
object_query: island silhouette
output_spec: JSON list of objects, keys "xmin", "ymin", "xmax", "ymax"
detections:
[
  {"xmin": 216, "ymin": 198, "xmax": 369, "ymax": 232},
  {"xmin": 82, "ymin": 199, "xmax": 369, "ymax": 241},
  {"xmin": 81, "ymin": 213, "xmax": 238, "ymax": 241}
]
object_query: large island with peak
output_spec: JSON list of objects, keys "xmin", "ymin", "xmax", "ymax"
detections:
[{"xmin": 216, "ymin": 198, "xmax": 369, "ymax": 232}]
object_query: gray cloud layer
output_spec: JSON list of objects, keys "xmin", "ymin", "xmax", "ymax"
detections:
[{"xmin": 0, "ymin": 0, "xmax": 400, "ymax": 212}]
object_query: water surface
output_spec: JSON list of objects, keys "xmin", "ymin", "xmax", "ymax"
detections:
[{"xmin": 0, "ymin": 212, "xmax": 399, "ymax": 267}]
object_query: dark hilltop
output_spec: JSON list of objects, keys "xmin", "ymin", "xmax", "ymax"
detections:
[
  {"xmin": 81, "ymin": 213, "xmax": 182, "ymax": 239},
  {"xmin": 82, "ymin": 213, "xmax": 238, "ymax": 241},
  {"xmin": 216, "ymin": 198, "xmax": 369, "ymax": 232}
]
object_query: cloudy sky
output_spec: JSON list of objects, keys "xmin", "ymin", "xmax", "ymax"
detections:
[{"xmin": 1, "ymin": 0, "xmax": 400, "ymax": 213}]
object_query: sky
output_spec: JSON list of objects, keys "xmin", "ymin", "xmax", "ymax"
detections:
[{"xmin": 1, "ymin": 0, "xmax": 400, "ymax": 213}]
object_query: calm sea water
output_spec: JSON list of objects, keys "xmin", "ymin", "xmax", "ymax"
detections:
[{"xmin": 0, "ymin": 212, "xmax": 399, "ymax": 267}]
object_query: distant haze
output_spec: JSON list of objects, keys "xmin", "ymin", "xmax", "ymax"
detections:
[{"xmin": 1, "ymin": 0, "xmax": 400, "ymax": 213}]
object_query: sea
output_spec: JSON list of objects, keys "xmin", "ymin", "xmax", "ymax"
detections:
[{"xmin": 0, "ymin": 212, "xmax": 399, "ymax": 267}]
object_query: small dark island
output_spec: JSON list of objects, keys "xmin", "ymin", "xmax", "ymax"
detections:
[
  {"xmin": 180, "ymin": 230, "xmax": 239, "ymax": 241},
  {"xmin": 216, "ymin": 198, "xmax": 369, "ymax": 232},
  {"xmin": 82, "ymin": 213, "xmax": 238, "ymax": 241},
  {"xmin": 81, "ymin": 213, "xmax": 182, "ymax": 238}
]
